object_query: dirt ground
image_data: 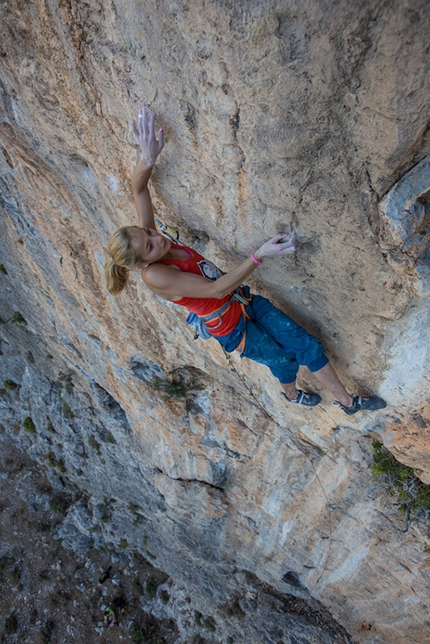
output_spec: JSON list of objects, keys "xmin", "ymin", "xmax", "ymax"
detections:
[{"xmin": 0, "ymin": 438, "xmax": 179, "ymax": 644}]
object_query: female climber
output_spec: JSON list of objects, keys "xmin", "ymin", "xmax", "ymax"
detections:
[{"xmin": 104, "ymin": 107, "xmax": 386, "ymax": 415}]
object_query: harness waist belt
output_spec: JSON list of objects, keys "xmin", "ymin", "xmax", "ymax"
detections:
[{"xmin": 197, "ymin": 288, "xmax": 250, "ymax": 329}]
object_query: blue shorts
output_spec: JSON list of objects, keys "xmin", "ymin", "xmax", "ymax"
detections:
[{"xmin": 215, "ymin": 294, "xmax": 328, "ymax": 384}]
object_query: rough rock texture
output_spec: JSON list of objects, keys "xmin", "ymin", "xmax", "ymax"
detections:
[{"xmin": 0, "ymin": 0, "xmax": 429, "ymax": 642}]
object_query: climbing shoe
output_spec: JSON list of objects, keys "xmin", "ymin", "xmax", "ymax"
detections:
[
  {"xmin": 281, "ymin": 390, "xmax": 321, "ymax": 407},
  {"xmin": 334, "ymin": 394, "xmax": 387, "ymax": 415}
]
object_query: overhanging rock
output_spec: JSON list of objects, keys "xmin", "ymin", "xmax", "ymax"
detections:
[
  {"xmin": 378, "ymin": 157, "xmax": 430, "ymax": 477},
  {"xmin": 379, "ymin": 155, "xmax": 430, "ymax": 292}
]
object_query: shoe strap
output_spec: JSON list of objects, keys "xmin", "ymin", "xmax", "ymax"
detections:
[
  {"xmin": 334, "ymin": 394, "xmax": 357, "ymax": 410},
  {"xmin": 296, "ymin": 390, "xmax": 305, "ymax": 404}
]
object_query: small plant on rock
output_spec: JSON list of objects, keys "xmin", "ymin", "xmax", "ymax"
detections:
[
  {"xmin": 371, "ymin": 441, "xmax": 430, "ymax": 530},
  {"xmin": 145, "ymin": 577, "xmax": 158, "ymax": 599},
  {"xmin": 61, "ymin": 400, "xmax": 74, "ymax": 419},
  {"xmin": 48, "ymin": 496, "xmax": 70, "ymax": 517},
  {"xmin": 104, "ymin": 429, "xmax": 117, "ymax": 444},
  {"xmin": 44, "ymin": 452, "xmax": 66, "ymax": 473},
  {"xmin": 64, "ymin": 381, "xmax": 74, "ymax": 395},
  {"xmin": 3, "ymin": 379, "xmax": 18, "ymax": 391},
  {"xmin": 159, "ymin": 589, "xmax": 169, "ymax": 604},
  {"xmin": 151, "ymin": 368, "xmax": 205, "ymax": 399},
  {"xmin": 22, "ymin": 417, "xmax": 36, "ymax": 433},
  {"xmin": 7, "ymin": 312, "xmax": 27, "ymax": 325},
  {"xmin": 88, "ymin": 435, "xmax": 101, "ymax": 455}
]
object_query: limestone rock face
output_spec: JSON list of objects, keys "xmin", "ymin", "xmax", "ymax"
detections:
[{"xmin": 0, "ymin": 1, "xmax": 429, "ymax": 642}]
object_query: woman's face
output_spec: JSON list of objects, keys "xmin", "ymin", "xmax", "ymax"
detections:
[{"xmin": 129, "ymin": 227, "xmax": 171, "ymax": 265}]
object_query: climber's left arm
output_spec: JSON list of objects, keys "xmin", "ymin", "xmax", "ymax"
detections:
[
  {"xmin": 131, "ymin": 159, "xmax": 156, "ymax": 229},
  {"xmin": 131, "ymin": 108, "xmax": 165, "ymax": 229}
]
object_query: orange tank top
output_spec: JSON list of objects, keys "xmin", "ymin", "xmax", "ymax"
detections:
[{"xmin": 159, "ymin": 243, "xmax": 242, "ymax": 337}]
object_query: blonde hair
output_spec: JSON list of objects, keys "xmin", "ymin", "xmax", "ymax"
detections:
[{"xmin": 105, "ymin": 226, "xmax": 141, "ymax": 296}]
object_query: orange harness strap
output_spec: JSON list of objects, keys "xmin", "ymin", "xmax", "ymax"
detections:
[{"xmin": 233, "ymin": 302, "xmax": 250, "ymax": 354}]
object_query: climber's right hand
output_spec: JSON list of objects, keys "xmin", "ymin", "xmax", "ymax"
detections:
[{"xmin": 254, "ymin": 233, "xmax": 296, "ymax": 260}]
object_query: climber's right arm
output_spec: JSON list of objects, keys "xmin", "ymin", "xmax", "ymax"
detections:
[{"xmin": 142, "ymin": 234, "xmax": 296, "ymax": 301}]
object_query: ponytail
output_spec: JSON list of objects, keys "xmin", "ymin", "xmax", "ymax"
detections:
[
  {"xmin": 105, "ymin": 226, "xmax": 141, "ymax": 296},
  {"xmin": 104, "ymin": 258, "xmax": 129, "ymax": 296}
]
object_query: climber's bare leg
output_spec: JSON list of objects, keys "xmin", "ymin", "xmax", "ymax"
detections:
[
  {"xmin": 281, "ymin": 382, "xmax": 299, "ymax": 400},
  {"xmin": 312, "ymin": 363, "xmax": 352, "ymax": 407}
]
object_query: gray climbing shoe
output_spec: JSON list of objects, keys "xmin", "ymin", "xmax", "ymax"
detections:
[
  {"xmin": 281, "ymin": 390, "xmax": 321, "ymax": 407},
  {"xmin": 334, "ymin": 394, "xmax": 387, "ymax": 415}
]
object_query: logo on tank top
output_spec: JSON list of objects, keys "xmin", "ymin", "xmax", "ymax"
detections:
[{"xmin": 197, "ymin": 260, "xmax": 225, "ymax": 281}]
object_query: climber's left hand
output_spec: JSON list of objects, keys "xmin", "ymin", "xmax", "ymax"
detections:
[{"xmin": 131, "ymin": 107, "xmax": 165, "ymax": 168}]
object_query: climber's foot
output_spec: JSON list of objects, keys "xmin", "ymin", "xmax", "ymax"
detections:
[
  {"xmin": 334, "ymin": 394, "xmax": 387, "ymax": 415},
  {"xmin": 281, "ymin": 390, "xmax": 322, "ymax": 407}
]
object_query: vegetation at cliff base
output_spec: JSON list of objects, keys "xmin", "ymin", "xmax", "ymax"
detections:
[
  {"xmin": 371, "ymin": 441, "xmax": 430, "ymax": 526},
  {"xmin": 48, "ymin": 496, "xmax": 70, "ymax": 517},
  {"xmin": 129, "ymin": 615, "xmax": 166, "ymax": 644}
]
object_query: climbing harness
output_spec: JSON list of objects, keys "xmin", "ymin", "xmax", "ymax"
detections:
[{"xmin": 186, "ymin": 286, "xmax": 252, "ymax": 350}]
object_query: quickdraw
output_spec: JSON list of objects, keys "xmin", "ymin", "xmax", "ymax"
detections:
[{"xmin": 154, "ymin": 217, "xmax": 179, "ymax": 243}]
